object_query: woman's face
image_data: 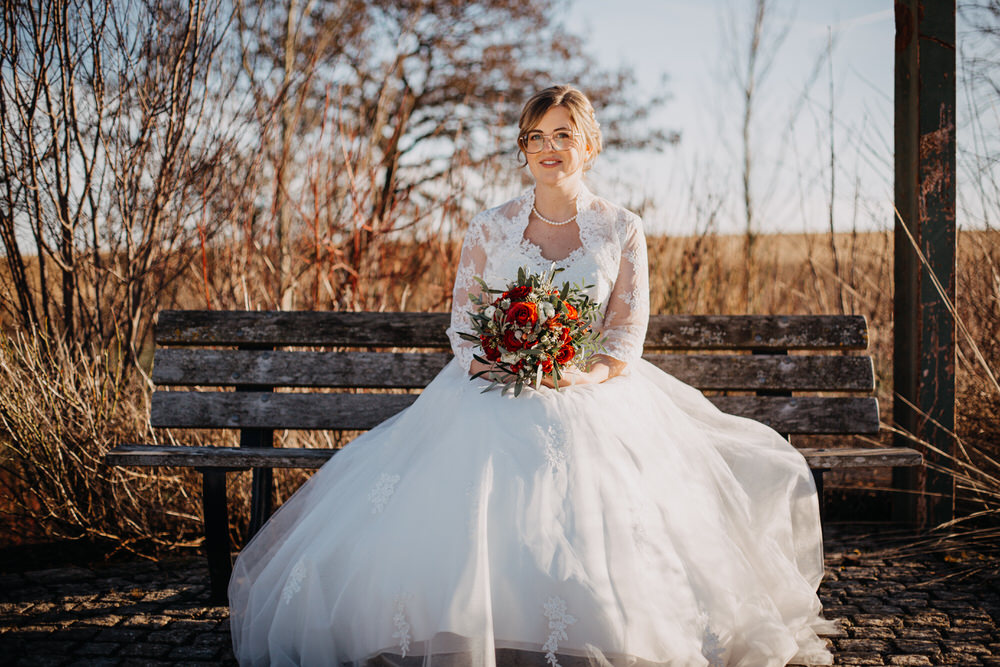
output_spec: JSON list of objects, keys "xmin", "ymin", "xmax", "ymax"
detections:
[{"xmin": 523, "ymin": 106, "xmax": 590, "ymax": 189}]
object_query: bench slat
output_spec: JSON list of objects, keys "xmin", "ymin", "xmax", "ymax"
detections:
[
  {"xmin": 710, "ymin": 396, "xmax": 879, "ymax": 434},
  {"xmin": 151, "ymin": 391, "xmax": 419, "ymax": 430},
  {"xmin": 150, "ymin": 391, "xmax": 878, "ymax": 434},
  {"xmin": 105, "ymin": 444, "xmax": 922, "ymax": 470},
  {"xmin": 153, "ymin": 350, "xmax": 874, "ymax": 392},
  {"xmin": 644, "ymin": 354, "xmax": 874, "ymax": 391},
  {"xmin": 156, "ymin": 311, "xmax": 452, "ymax": 347},
  {"xmin": 645, "ymin": 314, "xmax": 869, "ymax": 350},
  {"xmin": 798, "ymin": 447, "xmax": 924, "ymax": 468},
  {"xmin": 155, "ymin": 311, "xmax": 869, "ymax": 350},
  {"xmin": 153, "ymin": 350, "xmax": 455, "ymax": 388}
]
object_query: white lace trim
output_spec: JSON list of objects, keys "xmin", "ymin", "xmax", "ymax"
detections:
[
  {"xmin": 369, "ymin": 473, "xmax": 401, "ymax": 514},
  {"xmin": 541, "ymin": 595, "xmax": 577, "ymax": 667},
  {"xmin": 702, "ymin": 626, "xmax": 726, "ymax": 667},
  {"xmin": 695, "ymin": 611, "xmax": 726, "ymax": 667},
  {"xmin": 391, "ymin": 595, "xmax": 412, "ymax": 657},
  {"xmin": 630, "ymin": 502, "xmax": 655, "ymax": 562},
  {"xmin": 540, "ymin": 424, "xmax": 569, "ymax": 470},
  {"xmin": 280, "ymin": 559, "xmax": 306, "ymax": 606},
  {"xmin": 620, "ymin": 284, "xmax": 643, "ymax": 309},
  {"xmin": 623, "ymin": 246, "xmax": 642, "ymax": 271}
]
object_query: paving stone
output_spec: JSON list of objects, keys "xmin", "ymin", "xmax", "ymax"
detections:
[
  {"xmin": 945, "ymin": 641, "xmax": 994, "ymax": 655},
  {"xmin": 893, "ymin": 639, "xmax": 942, "ymax": 655},
  {"xmin": 889, "ymin": 656, "xmax": 934, "ymax": 666},
  {"xmin": 145, "ymin": 627, "xmax": 195, "ymax": 644},
  {"xmin": 836, "ymin": 654, "xmax": 886, "ymax": 665},
  {"xmin": 119, "ymin": 613, "xmax": 174, "ymax": 628},
  {"xmin": 66, "ymin": 659, "xmax": 118, "ymax": 667},
  {"xmin": 854, "ymin": 615, "xmax": 905, "ymax": 629},
  {"xmin": 74, "ymin": 641, "xmax": 119, "ymax": 656},
  {"xmin": 167, "ymin": 643, "xmax": 222, "ymax": 660},
  {"xmin": 93, "ymin": 626, "xmax": 150, "ymax": 643},
  {"xmin": 117, "ymin": 640, "xmax": 176, "ymax": 658},
  {"xmin": 14, "ymin": 655, "xmax": 66, "ymax": 667},
  {"xmin": 836, "ymin": 638, "xmax": 894, "ymax": 653}
]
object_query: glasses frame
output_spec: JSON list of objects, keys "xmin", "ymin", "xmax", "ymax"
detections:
[{"xmin": 518, "ymin": 130, "xmax": 584, "ymax": 154}]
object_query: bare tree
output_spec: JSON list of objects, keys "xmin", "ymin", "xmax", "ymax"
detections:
[
  {"xmin": 0, "ymin": 0, "xmax": 255, "ymax": 360},
  {"xmin": 723, "ymin": 0, "xmax": 790, "ymax": 310},
  {"xmin": 230, "ymin": 0, "xmax": 674, "ymax": 309}
]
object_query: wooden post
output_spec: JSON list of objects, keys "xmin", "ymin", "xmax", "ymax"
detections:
[{"xmin": 892, "ymin": 0, "xmax": 957, "ymax": 527}]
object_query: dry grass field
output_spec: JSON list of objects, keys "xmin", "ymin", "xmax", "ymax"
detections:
[{"xmin": 1, "ymin": 228, "xmax": 998, "ymax": 565}]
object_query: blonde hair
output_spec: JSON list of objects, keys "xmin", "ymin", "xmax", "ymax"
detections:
[{"xmin": 517, "ymin": 85, "xmax": 602, "ymax": 170}]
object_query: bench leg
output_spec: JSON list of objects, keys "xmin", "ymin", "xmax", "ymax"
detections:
[
  {"xmin": 248, "ymin": 467, "xmax": 274, "ymax": 543},
  {"xmin": 812, "ymin": 468, "xmax": 826, "ymax": 519},
  {"xmin": 201, "ymin": 469, "xmax": 232, "ymax": 604}
]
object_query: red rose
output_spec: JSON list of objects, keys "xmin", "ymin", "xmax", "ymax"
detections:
[
  {"xmin": 510, "ymin": 359, "xmax": 524, "ymax": 374},
  {"xmin": 555, "ymin": 345, "xmax": 575, "ymax": 365},
  {"xmin": 502, "ymin": 329, "xmax": 523, "ymax": 351},
  {"xmin": 562, "ymin": 301, "xmax": 579, "ymax": 320},
  {"xmin": 544, "ymin": 316, "xmax": 563, "ymax": 330},
  {"xmin": 481, "ymin": 335, "xmax": 501, "ymax": 362},
  {"xmin": 559, "ymin": 326, "xmax": 572, "ymax": 345},
  {"xmin": 503, "ymin": 285, "xmax": 531, "ymax": 301},
  {"xmin": 507, "ymin": 301, "xmax": 538, "ymax": 327},
  {"xmin": 540, "ymin": 357, "xmax": 554, "ymax": 373}
]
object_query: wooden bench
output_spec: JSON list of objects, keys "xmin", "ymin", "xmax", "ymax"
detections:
[{"xmin": 103, "ymin": 310, "xmax": 922, "ymax": 603}]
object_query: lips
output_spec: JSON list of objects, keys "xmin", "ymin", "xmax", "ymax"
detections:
[{"xmin": 540, "ymin": 159, "xmax": 562, "ymax": 166}]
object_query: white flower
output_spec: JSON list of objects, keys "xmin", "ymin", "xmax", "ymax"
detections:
[{"xmin": 484, "ymin": 305, "xmax": 496, "ymax": 319}]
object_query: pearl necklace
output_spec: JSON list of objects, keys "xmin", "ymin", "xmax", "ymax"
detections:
[{"xmin": 532, "ymin": 204, "xmax": 578, "ymax": 226}]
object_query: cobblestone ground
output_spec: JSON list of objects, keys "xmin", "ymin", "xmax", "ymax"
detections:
[{"xmin": 0, "ymin": 526, "xmax": 997, "ymax": 666}]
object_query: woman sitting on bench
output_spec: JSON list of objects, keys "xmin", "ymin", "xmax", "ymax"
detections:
[{"xmin": 228, "ymin": 84, "xmax": 837, "ymax": 667}]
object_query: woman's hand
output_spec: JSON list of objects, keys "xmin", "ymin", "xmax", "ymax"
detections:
[{"xmin": 539, "ymin": 355, "xmax": 625, "ymax": 388}]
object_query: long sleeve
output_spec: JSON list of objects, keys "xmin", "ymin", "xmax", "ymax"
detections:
[
  {"xmin": 446, "ymin": 213, "xmax": 489, "ymax": 372},
  {"xmin": 599, "ymin": 213, "xmax": 649, "ymax": 367}
]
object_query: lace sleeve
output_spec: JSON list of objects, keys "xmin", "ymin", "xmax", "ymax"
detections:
[
  {"xmin": 600, "ymin": 212, "xmax": 649, "ymax": 367},
  {"xmin": 446, "ymin": 213, "xmax": 489, "ymax": 372}
]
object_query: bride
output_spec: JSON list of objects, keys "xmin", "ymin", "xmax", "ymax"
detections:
[{"xmin": 228, "ymin": 85, "xmax": 836, "ymax": 667}]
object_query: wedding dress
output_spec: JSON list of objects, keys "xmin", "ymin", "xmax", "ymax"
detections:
[{"xmin": 228, "ymin": 186, "xmax": 836, "ymax": 667}]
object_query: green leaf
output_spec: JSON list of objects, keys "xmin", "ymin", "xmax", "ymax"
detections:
[
  {"xmin": 514, "ymin": 380, "xmax": 523, "ymax": 397},
  {"xmin": 458, "ymin": 332, "xmax": 480, "ymax": 342}
]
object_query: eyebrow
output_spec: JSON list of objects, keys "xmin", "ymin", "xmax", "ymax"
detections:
[{"xmin": 528, "ymin": 126, "xmax": 573, "ymax": 133}]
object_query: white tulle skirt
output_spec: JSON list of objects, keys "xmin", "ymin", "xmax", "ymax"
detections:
[{"xmin": 228, "ymin": 359, "xmax": 836, "ymax": 667}]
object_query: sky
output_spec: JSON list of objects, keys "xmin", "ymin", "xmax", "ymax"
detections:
[{"xmin": 563, "ymin": 0, "xmax": 924, "ymax": 236}]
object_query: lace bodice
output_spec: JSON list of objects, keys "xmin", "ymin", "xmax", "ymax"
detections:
[{"xmin": 446, "ymin": 185, "xmax": 650, "ymax": 373}]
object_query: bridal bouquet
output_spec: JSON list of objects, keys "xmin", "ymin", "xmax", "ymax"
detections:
[{"xmin": 458, "ymin": 266, "xmax": 606, "ymax": 396}]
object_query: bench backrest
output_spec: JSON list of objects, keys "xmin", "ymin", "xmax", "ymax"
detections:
[{"xmin": 149, "ymin": 311, "xmax": 878, "ymax": 436}]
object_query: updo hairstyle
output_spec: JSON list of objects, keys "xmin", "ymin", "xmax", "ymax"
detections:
[{"xmin": 517, "ymin": 85, "xmax": 603, "ymax": 171}]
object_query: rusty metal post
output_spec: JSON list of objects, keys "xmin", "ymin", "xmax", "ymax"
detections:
[{"xmin": 892, "ymin": 0, "xmax": 956, "ymax": 527}]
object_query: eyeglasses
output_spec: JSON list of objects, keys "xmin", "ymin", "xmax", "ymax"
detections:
[{"xmin": 518, "ymin": 130, "xmax": 582, "ymax": 154}]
